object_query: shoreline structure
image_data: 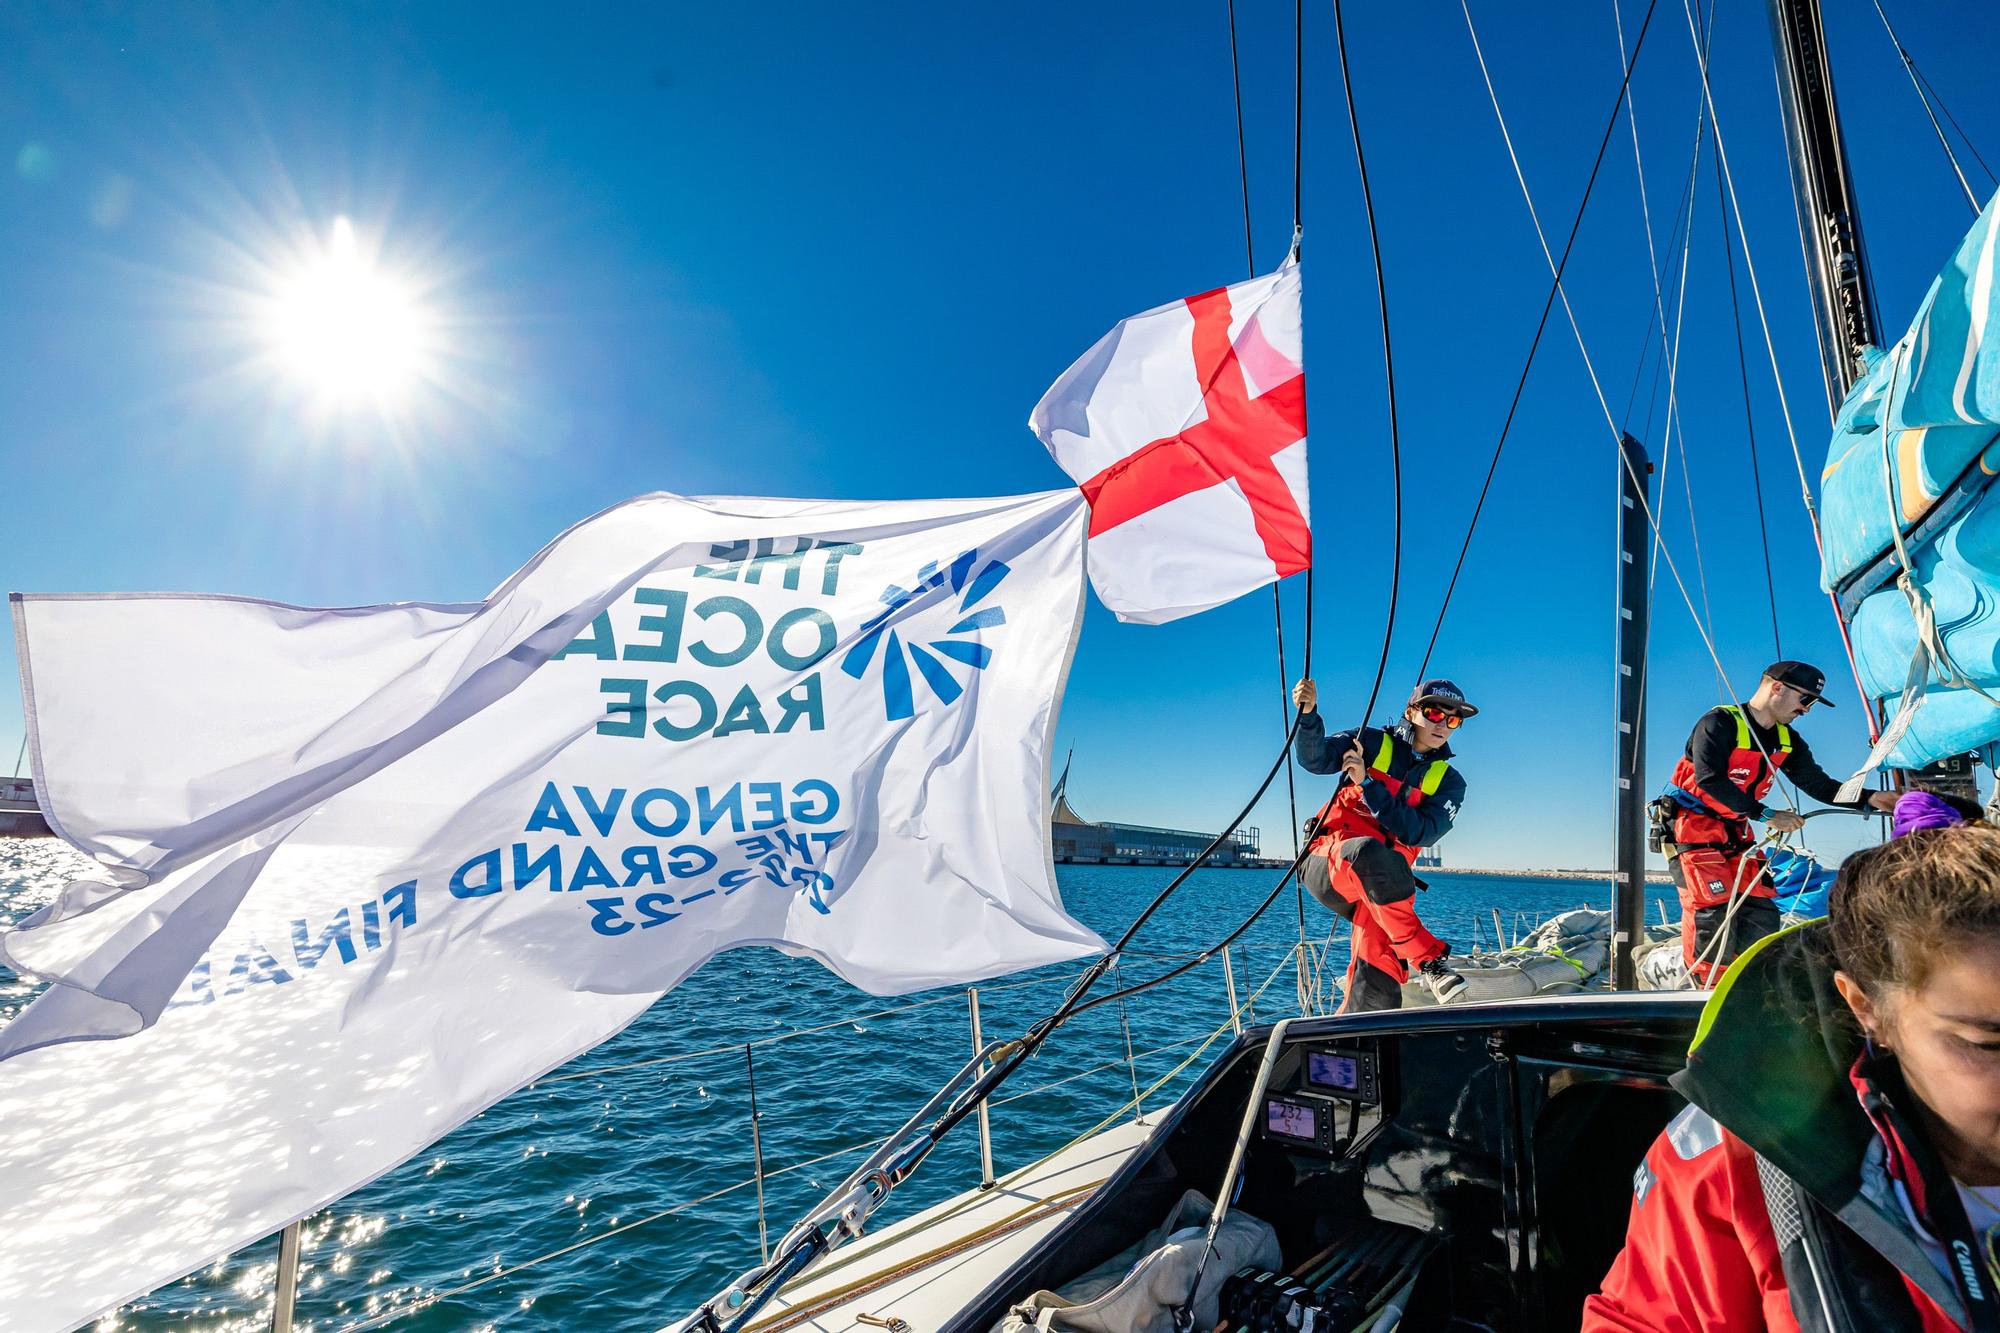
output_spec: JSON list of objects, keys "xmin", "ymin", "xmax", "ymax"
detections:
[{"xmin": 1440, "ymin": 867, "xmax": 1674, "ymax": 884}]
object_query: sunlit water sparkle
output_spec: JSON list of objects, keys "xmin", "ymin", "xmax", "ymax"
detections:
[{"xmin": 0, "ymin": 837, "xmax": 1667, "ymax": 1332}]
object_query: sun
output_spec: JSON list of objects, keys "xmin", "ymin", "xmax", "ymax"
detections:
[{"xmin": 263, "ymin": 217, "xmax": 434, "ymax": 408}]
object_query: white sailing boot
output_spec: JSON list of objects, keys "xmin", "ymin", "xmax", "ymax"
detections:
[{"xmin": 1417, "ymin": 955, "xmax": 1468, "ymax": 1005}]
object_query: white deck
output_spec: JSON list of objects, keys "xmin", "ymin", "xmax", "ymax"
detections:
[{"xmin": 737, "ymin": 1114, "xmax": 1159, "ymax": 1333}]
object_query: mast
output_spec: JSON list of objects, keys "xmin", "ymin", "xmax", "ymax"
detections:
[
  {"xmin": 1768, "ymin": 0, "xmax": 1982, "ymax": 798},
  {"xmin": 1766, "ymin": 0, "xmax": 1884, "ymax": 417},
  {"xmin": 1613, "ymin": 435, "xmax": 1651, "ymax": 991}
]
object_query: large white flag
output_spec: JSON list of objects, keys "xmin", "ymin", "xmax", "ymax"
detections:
[
  {"xmin": 0, "ymin": 489, "xmax": 1102, "ymax": 1331},
  {"xmin": 1030, "ymin": 257, "xmax": 1308, "ymax": 624}
]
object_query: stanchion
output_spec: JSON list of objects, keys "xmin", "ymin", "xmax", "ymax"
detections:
[
  {"xmin": 745, "ymin": 1045, "xmax": 770, "ymax": 1263},
  {"xmin": 1221, "ymin": 948, "xmax": 1244, "ymax": 1035},
  {"xmin": 271, "ymin": 1221, "xmax": 301, "ymax": 1333},
  {"xmin": 969, "ymin": 989, "xmax": 995, "ymax": 1189}
]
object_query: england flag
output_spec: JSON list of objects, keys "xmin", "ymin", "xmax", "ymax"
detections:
[{"xmin": 1029, "ymin": 257, "xmax": 1308, "ymax": 624}]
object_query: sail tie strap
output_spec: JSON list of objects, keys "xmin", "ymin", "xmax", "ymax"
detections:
[{"xmin": 1837, "ymin": 342, "xmax": 2000, "ymax": 801}]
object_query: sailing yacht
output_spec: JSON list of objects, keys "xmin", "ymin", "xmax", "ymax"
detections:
[
  {"xmin": 656, "ymin": 1, "xmax": 2000, "ymax": 1331},
  {"xmin": 7, "ymin": 0, "xmax": 1994, "ymax": 1328}
]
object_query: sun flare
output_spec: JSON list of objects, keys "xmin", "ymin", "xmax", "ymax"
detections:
[{"xmin": 264, "ymin": 217, "xmax": 433, "ymax": 408}]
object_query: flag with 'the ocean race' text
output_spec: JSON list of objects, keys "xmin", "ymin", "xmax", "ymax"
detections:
[{"xmin": 0, "ymin": 489, "xmax": 1102, "ymax": 1332}]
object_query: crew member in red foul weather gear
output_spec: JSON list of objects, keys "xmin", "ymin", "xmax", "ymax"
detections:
[
  {"xmin": 1661, "ymin": 660, "xmax": 1895, "ymax": 983},
  {"xmin": 1292, "ymin": 676, "xmax": 1471, "ymax": 1012},
  {"xmin": 1586, "ymin": 826, "xmax": 2000, "ymax": 1333}
]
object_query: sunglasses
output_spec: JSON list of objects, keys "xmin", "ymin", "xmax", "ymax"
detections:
[
  {"xmin": 1417, "ymin": 706, "xmax": 1465, "ymax": 729},
  {"xmin": 1785, "ymin": 684, "xmax": 1822, "ymax": 710}
]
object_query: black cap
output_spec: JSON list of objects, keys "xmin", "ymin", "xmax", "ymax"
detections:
[
  {"xmin": 1763, "ymin": 660, "xmax": 1835, "ymax": 708},
  {"xmin": 1407, "ymin": 678, "xmax": 1478, "ymax": 717}
]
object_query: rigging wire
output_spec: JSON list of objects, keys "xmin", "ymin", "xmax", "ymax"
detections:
[
  {"xmin": 1333, "ymin": 0, "xmax": 1399, "ymax": 728},
  {"xmin": 1618, "ymin": 30, "xmax": 1707, "ymax": 612},
  {"xmin": 672, "ymin": 747, "xmax": 1320, "ymax": 1333},
  {"xmin": 1616, "ymin": 18, "xmax": 1713, "ymax": 445},
  {"xmin": 1643, "ymin": 86, "xmax": 1721, "ymax": 678},
  {"xmin": 1717, "ymin": 152, "xmax": 1785, "ymax": 657},
  {"xmin": 1677, "ymin": 0, "xmax": 1876, "ymax": 736},
  {"xmin": 1635, "ymin": 72, "xmax": 1711, "ymax": 639},
  {"xmin": 351, "ymin": 945, "xmax": 1318, "ymax": 1333},
  {"xmin": 1614, "ymin": 0, "xmax": 1699, "ymax": 433},
  {"xmin": 1413, "ymin": 0, "xmax": 1662, "ymax": 680},
  {"xmin": 1664, "ymin": 202, "xmax": 1722, "ymax": 682},
  {"xmin": 1626, "ymin": 0, "xmax": 1723, "ymax": 680},
  {"xmin": 1615, "ymin": 0, "xmax": 1706, "ymax": 791},
  {"xmin": 1866, "ymin": 0, "xmax": 1983, "ymax": 214},
  {"xmin": 1678, "ymin": 0, "xmax": 1876, "ymax": 734},
  {"xmin": 1226, "ymin": 0, "xmax": 1311, "ymax": 1011},
  {"xmin": 1909, "ymin": 59, "xmax": 1998, "ymax": 192},
  {"xmin": 1462, "ymin": 0, "xmax": 1804, "ymax": 817}
]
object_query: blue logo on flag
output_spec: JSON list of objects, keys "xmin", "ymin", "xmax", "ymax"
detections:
[{"xmin": 841, "ymin": 550, "xmax": 1009, "ymax": 720}]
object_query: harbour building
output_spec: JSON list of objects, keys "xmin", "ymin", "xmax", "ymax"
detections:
[{"xmin": 1049, "ymin": 757, "xmax": 1273, "ymax": 868}]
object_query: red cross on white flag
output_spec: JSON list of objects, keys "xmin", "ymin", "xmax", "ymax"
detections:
[{"xmin": 1030, "ymin": 257, "xmax": 1308, "ymax": 624}]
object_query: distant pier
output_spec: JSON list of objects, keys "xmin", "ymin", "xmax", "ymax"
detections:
[
  {"xmin": 1049, "ymin": 762, "xmax": 1287, "ymax": 869},
  {"xmin": 0, "ymin": 777, "xmax": 51, "ymax": 838}
]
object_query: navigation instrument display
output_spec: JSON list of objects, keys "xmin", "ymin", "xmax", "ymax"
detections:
[
  {"xmin": 1267, "ymin": 1097, "xmax": 1317, "ymax": 1141},
  {"xmin": 1304, "ymin": 1044, "xmax": 1381, "ymax": 1103},
  {"xmin": 1309, "ymin": 1052, "xmax": 1358, "ymax": 1091},
  {"xmin": 1260, "ymin": 1092, "xmax": 1338, "ymax": 1151}
]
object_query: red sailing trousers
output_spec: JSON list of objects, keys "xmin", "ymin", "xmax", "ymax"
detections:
[
  {"xmin": 1304, "ymin": 836, "xmax": 1448, "ymax": 1012},
  {"xmin": 1671, "ymin": 810, "xmax": 1779, "ymax": 984}
]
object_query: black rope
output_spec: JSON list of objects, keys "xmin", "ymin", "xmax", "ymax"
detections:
[
  {"xmin": 1224, "ymin": 0, "xmax": 1320, "ymax": 996},
  {"xmin": 1334, "ymin": 0, "xmax": 1400, "ymax": 727},
  {"xmin": 1292, "ymin": 0, "xmax": 1304, "ymax": 238},
  {"xmin": 1227, "ymin": 0, "xmax": 1257, "ymax": 275},
  {"xmin": 1066, "ymin": 849, "xmax": 1311, "ymax": 1018},
  {"xmin": 1717, "ymin": 154, "xmax": 1783, "ymax": 658},
  {"xmin": 983, "ymin": 616, "xmax": 1321, "ymax": 1064},
  {"xmin": 943, "ymin": 0, "xmax": 1329, "ymax": 1076},
  {"xmin": 963, "ymin": 709, "xmax": 1312, "ymax": 1091},
  {"xmin": 687, "ymin": 8, "xmax": 1331, "ymax": 1320},
  {"xmin": 1415, "ymin": 0, "xmax": 1661, "ymax": 679},
  {"xmin": 1288, "ymin": 0, "xmax": 1307, "ymax": 967}
]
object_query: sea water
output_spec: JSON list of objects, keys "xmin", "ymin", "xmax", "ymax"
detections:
[{"xmin": 0, "ymin": 838, "xmax": 1676, "ymax": 1332}]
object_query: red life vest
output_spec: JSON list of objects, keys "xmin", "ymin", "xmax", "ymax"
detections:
[
  {"xmin": 1308, "ymin": 731, "xmax": 1452, "ymax": 865},
  {"xmin": 1668, "ymin": 704, "xmax": 1793, "ymax": 822}
]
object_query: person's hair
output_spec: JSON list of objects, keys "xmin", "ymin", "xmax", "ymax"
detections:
[{"xmin": 1831, "ymin": 822, "xmax": 2000, "ymax": 995}]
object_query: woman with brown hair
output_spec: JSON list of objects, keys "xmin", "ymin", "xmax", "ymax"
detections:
[{"xmin": 1586, "ymin": 823, "xmax": 2000, "ymax": 1332}]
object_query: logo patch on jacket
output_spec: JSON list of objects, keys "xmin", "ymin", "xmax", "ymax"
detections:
[{"xmin": 1665, "ymin": 1105, "xmax": 1723, "ymax": 1160}]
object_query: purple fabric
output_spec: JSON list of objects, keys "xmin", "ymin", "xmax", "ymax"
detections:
[{"xmin": 1893, "ymin": 790, "xmax": 1966, "ymax": 839}]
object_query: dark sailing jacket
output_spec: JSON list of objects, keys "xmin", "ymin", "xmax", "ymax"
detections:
[
  {"xmin": 1585, "ymin": 921, "xmax": 1974, "ymax": 1332},
  {"xmin": 1293, "ymin": 711, "xmax": 1464, "ymax": 852},
  {"xmin": 1670, "ymin": 704, "xmax": 1860, "ymax": 822}
]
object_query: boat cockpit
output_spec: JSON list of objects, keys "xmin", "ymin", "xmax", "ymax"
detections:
[{"xmin": 948, "ymin": 993, "xmax": 1705, "ymax": 1333}]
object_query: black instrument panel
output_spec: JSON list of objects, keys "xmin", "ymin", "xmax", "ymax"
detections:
[
  {"xmin": 1304, "ymin": 1042, "xmax": 1380, "ymax": 1102},
  {"xmin": 1257, "ymin": 1039, "xmax": 1385, "ymax": 1155},
  {"xmin": 1262, "ymin": 1090, "xmax": 1341, "ymax": 1153}
]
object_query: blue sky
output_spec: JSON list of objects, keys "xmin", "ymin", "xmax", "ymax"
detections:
[{"xmin": 3, "ymin": 1, "xmax": 1996, "ymax": 871}]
